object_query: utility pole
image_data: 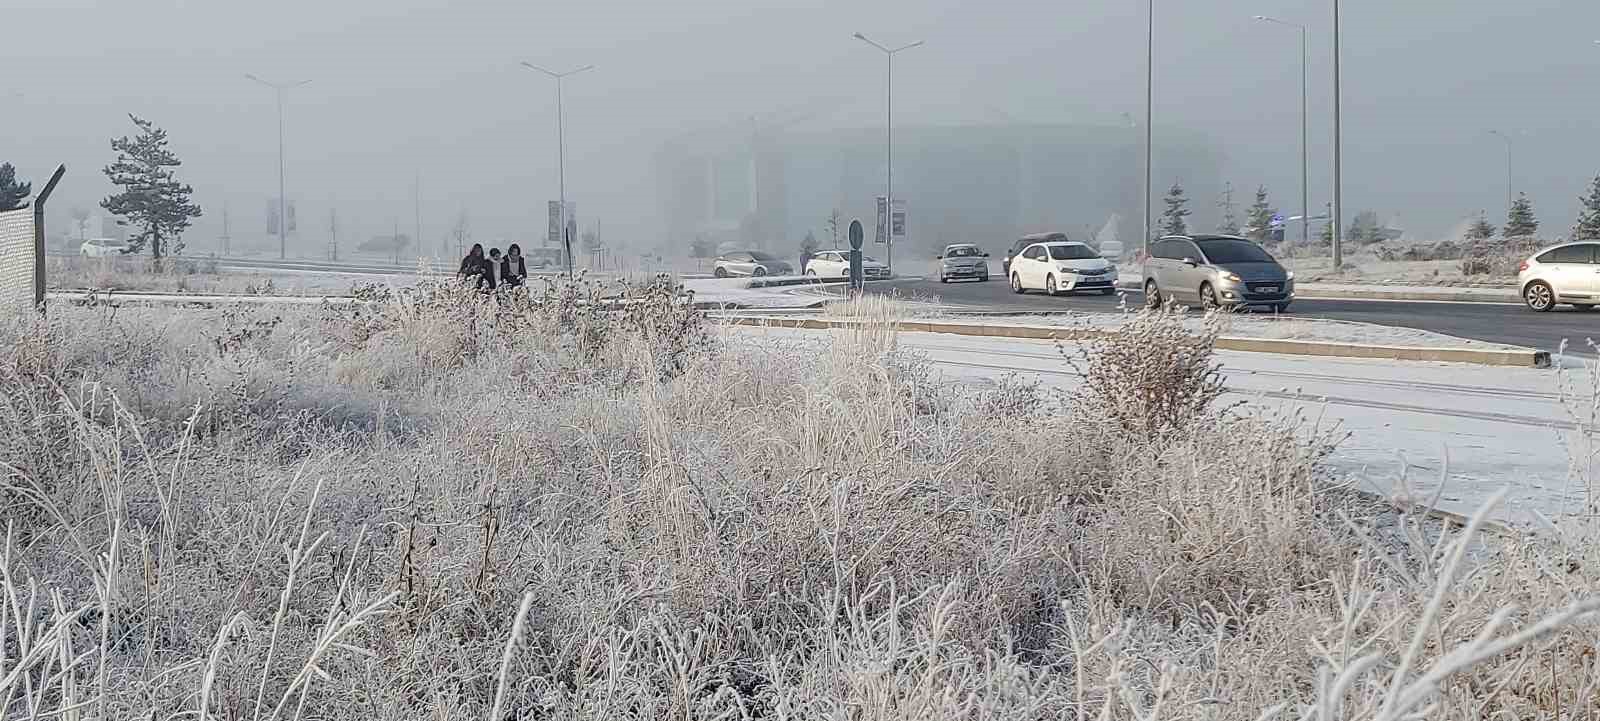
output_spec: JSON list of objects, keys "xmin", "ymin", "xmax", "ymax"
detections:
[
  {"xmin": 329, "ymin": 207, "xmax": 339, "ymax": 261},
  {"xmin": 413, "ymin": 175, "xmax": 421, "ymax": 268},
  {"xmin": 521, "ymin": 61, "xmax": 595, "ymax": 279},
  {"xmin": 1144, "ymin": 0, "xmax": 1155, "ymax": 252},
  {"xmin": 220, "ymin": 203, "xmax": 231, "ymax": 256}
]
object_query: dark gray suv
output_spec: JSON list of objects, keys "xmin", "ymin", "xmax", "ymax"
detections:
[{"xmin": 1142, "ymin": 234, "xmax": 1294, "ymax": 311}]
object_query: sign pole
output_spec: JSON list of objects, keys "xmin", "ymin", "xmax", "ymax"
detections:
[{"xmin": 848, "ymin": 219, "xmax": 865, "ymax": 297}]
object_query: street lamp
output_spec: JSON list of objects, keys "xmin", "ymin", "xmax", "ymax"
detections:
[
  {"xmin": 1331, "ymin": 0, "xmax": 1343, "ymax": 269},
  {"xmin": 1144, "ymin": 0, "xmax": 1153, "ymax": 252},
  {"xmin": 1488, "ymin": 130, "xmax": 1514, "ymax": 217},
  {"xmin": 853, "ymin": 32, "xmax": 924, "ymax": 274},
  {"xmin": 1254, "ymin": 15, "xmax": 1310, "ymax": 246},
  {"xmin": 244, "ymin": 74, "xmax": 310, "ymax": 260},
  {"xmin": 520, "ymin": 61, "xmax": 594, "ymax": 279}
]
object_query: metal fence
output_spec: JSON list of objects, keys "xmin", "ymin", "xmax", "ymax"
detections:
[{"xmin": 0, "ymin": 207, "xmax": 35, "ymax": 312}]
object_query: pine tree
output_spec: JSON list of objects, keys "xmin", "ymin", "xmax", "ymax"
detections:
[
  {"xmin": 1216, "ymin": 182, "xmax": 1240, "ymax": 235},
  {"xmin": 1160, "ymin": 181, "xmax": 1190, "ymax": 236},
  {"xmin": 1575, "ymin": 176, "xmax": 1600, "ymax": 241},
  {"xmin": 1504, "ymin": 193, "xmax": 1538, "ymax": 238},
  {"xmin": 1245, "ymin": 185, "xmax": 1275, "ymax": 242},
  {"xmin": 1348, "ymin": 210, "xmax": 1383, "ymax": 244},
  {"xmin": 100, "ymin": 115, "xmax": 202, "ymax": 267},
  {"xmin": 1320, "ymin": 219, "xmax": 1333, "ymax": 244},
  {"xmin": 1465, "ymin": 212, "xmax": 1496, "ymax": 241},
  {"xmin": 0, "ymin": 163, "xmax": 31, "ymax": 211}
]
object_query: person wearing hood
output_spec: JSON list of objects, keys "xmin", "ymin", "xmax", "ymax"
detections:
[
  {"xmin": 482, "ymin": 247, "xmax": 503, "ymax": 290},
  {"xmin": 502, "ymin": 243, "xmax": 529, "ymax": 288}
]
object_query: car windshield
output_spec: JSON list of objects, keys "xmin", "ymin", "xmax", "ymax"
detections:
[
  {"xmin": 748, "ymin": 251, "xmax": 780, "ymax": 262},
  {"xmin": 1048, "ymin": 244, "xmax": 1097, "ymax": 260},
  {"xmin": 1197, "ymin": 239, "xmax": 1275, "ymax": 264},
  {"xmin": 945, "ymin": 246, "xmax": 982, "ymax": 258}
]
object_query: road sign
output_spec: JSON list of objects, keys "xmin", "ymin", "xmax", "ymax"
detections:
[
  {"xmin": 847, "ymin": 219, "xmax": 865, "ymax": 292},
  {"xmin": 1269, "ymin": 213, "xmax": 1285, "ymax": 229},
  {"xmin": 848, "ymin": 219, "xmax": 863, "ymax": 250},
  {"xmin": 891, "ymin": 200, "xmax": 906, "ymax": 238}
]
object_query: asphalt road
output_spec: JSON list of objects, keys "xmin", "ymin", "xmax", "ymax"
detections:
[{"xmin": 862, "ymin": 275, "xmax": 1600, "ymax": 357}]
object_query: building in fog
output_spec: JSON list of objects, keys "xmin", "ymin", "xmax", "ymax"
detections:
[{"xmin": 654, "ymin": 122, "xmax": 1225, "ymax": 256}]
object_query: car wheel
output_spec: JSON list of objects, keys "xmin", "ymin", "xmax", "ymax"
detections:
[
  {"xmin": 978, "ymin": 274, "xmax": 989, "ymax": 282},
  {"xmin": 1144, "ymin": 280, "xmax": 1162, "ymax": 309},
  {"xmin": 714, "ymin": 267, "xmax": 728, "ymax": 279},
  {"xmin": 1010, "ymin": 273, "xmax": 1025, "ymax": 294},
  {"xmin": 1200, "ymin": 283, "xmax": 1220, "ymax": 310},
  {"xmin": 1045, "ymin": 275, "xmax": 1060, "ymax": 296},
  {"xmin": 1524, "ymin": 281, "xmax": 1556, "ymax": 312},
  {"xmin": 753, "ymin": 266, "xmax": 767, "ymax": 277}
]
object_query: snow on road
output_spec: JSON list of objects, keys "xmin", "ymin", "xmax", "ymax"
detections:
[{"xmin": 739, "ymin": 325, "xmax": 1596, "ymax": 529}]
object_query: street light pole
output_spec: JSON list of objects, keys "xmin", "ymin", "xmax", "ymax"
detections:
[
  {"xmin": 854, "ymin": 32, "xmax": 924, "ymax": 275},
  {"xmin": 521, "ymin": 61, "xmax": 594, "ymax": 279},
  {"xmin": 1145, "ymin": 0, "xmax": 1154, "ymax": 251},
  {"xmin": 1488, "ymin": 130, "xmax": 1513, "ymax": 216},
  {"xmin": 1331, "ymin": 0, "xmax": 1343, "ymax": 269},
  {"xmin": 1254, "ymin": 16, "xmax": 1310, "ymax": 245},
  {"xmin": 245, "ymin": 74, "xmax": 310, "ymax": 260}
]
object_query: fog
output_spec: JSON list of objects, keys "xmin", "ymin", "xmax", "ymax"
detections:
[{"xmin": 4, "ymin": 0, "xmax": 1599, "ymax": 256}]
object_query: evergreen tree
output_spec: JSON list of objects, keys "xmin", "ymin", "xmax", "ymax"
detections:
[
  {"xmin": 1465, "ymin": 212, "xmax": 1496, "ymax": 241},
  {"xmin": 1245, "ymin": 185, "xmax": 1275, "ymax": 242},
  {"xmin": 1320, "ymin": 219, "xmax": 1333, "ymax": 244},
  {"xmin": 1575, "ymin": 175, "xmax": 1600, "ymax": 241},
  {"xmin": 1160, "ymin": 181, "xmax": 1190, "ymax": 236},
  {"xmin": 1347, "ymin": 210, "xmax": 1382, "ymax": 244},
  {"xmin": 800, "ymin": 230, "xmax": 819, "ymax": 256},
  {"xmin": 0, "ymin": 162, "xmax": 31, "ymax": 211},
  {"xmin": 1504, "ymin": 193, "xmax": 1538, "ymax": 238},
  {"xmin": 100, "ymin": 115, "xmax": 202, "ymax": 267},
  {"xmin": 1216, "ymin": 183, "xmax": 1240, "ymax": 235}
]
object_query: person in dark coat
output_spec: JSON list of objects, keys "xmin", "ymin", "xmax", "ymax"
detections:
[
  {"xmin": 502, "ymin": 243, "xmax": 528, "ymax": 288},
  {"xmin": 482, "ymin": 248, "xmax": 502, "ymax": 290},
  {"xmin": 458, "ymin": 244, "xmax": 486, "ymax": 285}
]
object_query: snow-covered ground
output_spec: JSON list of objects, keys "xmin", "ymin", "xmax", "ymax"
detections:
[
  {"xmin": 738, "ymin": 324, "xmax": 1597, "ymax": 530},
  {"xmin": 926, "ymin": 310, "xmax": 1528, "ymax": 351}
]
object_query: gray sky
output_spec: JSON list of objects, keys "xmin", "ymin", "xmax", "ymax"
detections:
[{"xmin": 5, "ymin": 0, "xmax": 1600, "ymax": 252}]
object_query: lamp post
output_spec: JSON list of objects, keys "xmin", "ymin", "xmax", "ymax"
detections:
[
  {"xmin": 1488, "ymin": 130, "xmax": 1514, "ymax": 216},
  {"xmin": 1331, "ymin": 0, "xmax": 1343, "ymax": 269},
  {"xmin": 1254, "ymin": 16, "xmax": 1309, "ymax": 245},
  {"xmin": 853, "ymin": 32, "xmax": 924, "ymax": 274},
  {"xmin": 244, "ymin": 74, "xmax": 310, "ymax": 260},
  {"xmin": 521, "ymin": 61, "xmax": 594, "ymax": 278}
]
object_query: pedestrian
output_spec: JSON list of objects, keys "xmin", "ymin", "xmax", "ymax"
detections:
[
  {"xmin": 502, "ymin": 243, "xmax": 528, "ymax": 288},
  {"xmin": 482, "ymin": 247, "xmax": 502, "ymax": 291},
  {"xmin": 458, "ymin": 244, "xmax": 486, "ymax": 285}
]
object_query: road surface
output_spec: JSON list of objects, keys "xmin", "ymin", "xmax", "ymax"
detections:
[{"xmin": 852, "ymin": 275, "xmax": 1600, "ymax": 357}]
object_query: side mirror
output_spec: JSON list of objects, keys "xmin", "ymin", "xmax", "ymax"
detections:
[{"xmin": 1182, "ymin": 257, "xmax": 1199, "ymax": 266}]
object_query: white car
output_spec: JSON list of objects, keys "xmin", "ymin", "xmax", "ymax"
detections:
[
  {"xmin": 80, "ymin": 237, "xmax": 129, "ymax": 258},
  {"xmin": 1518, "ymin": 240, "xmax": 1600, "ymax": 312},
  {"xmin": 804, "ymin": 250, "xmax": 890, "ymax": 281},
  {"xmin": 1008, "ymin": 241, "xmax": 1118, "ymax": 296}
]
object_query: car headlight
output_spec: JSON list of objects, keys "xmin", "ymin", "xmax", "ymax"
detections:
[
  {"xmin": 1286, "ymin": 271, "xmax": 1295, "ymax": 281},
  {"xmin": 1060, "ymin": 266, "xmax": 1079, "ymax": 274},
  {"xmin": 1222, "ymin": 272, "xmax": 1244, "ymax": 283}
]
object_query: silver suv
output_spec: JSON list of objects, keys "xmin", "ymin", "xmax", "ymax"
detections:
[
  {"xmin": 1518, "ymin": 241, "xmax": 1600, "ymax": 312},
  {"xmin": 1142, "ymin": 234, "xmax": 1294, "ymax": 311}
]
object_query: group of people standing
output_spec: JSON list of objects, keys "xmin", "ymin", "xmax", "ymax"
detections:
[{"xmin": 457, "ymin": 243, "xmax": 529, "ymax": 291}]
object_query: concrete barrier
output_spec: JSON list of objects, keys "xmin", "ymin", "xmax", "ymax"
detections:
[{"xmin": 719, "ymin": 315, "xmax": 1550, "ymax": 368}]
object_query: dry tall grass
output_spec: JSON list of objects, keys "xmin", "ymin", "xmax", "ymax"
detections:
[{"xmin": 0, "ymin": 279, "xmax": 1597, "ymax": 720}]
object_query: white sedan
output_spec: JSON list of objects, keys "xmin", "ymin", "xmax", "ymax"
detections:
[
  {"xmin": 1009, "ymin": 241, "xmax": 1118, "ymax": 296},
  {"xmin": 80, "ymin": 238, "xmax": 129, "ymax": 258},
  {"xmin": 805, "ymin": 250, "xmax": 891, "ymax": 280}
]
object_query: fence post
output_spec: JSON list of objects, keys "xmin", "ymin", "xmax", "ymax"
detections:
[{"xmin": 31, "ymin": 165, "xmax": 66, "ymax": 315}]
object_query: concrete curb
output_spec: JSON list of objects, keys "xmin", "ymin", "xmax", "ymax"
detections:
[
  {"xmin": 718, "ymin": 314, "xmax": 1550, "ymax": 368},
  {"xmin": 1115, "ymin": 279, "xmax": 1519, "ymax": 304}
]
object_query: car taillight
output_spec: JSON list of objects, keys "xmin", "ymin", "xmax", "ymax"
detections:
[{"xmin": 1518, "ymin": 260, "xmax": 1530, "ymax": 273}]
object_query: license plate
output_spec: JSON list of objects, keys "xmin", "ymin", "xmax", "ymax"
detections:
[{"xmin": 1257, "ymin": 286, "xmax": 1279, "ymax": 294}]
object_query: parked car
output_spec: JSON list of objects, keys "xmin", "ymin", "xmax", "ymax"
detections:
[
  {"xmin": 1002, "ymin": 232, "xmax": 1074, "ymax": 276},
  {"xmin": 1142, "ymin": 234, "xmax": 1293, "ymax": 311},
  {"xmin": 804, "ymin": 250, "xmax": 889, "ymax": 280},
  {"xmin": 1007, "ymin": 241, "xmax": 1117, "ymax": 296},
  {"xmin": 80, "ymin": 237, "xmax": 129, "ymax": 258},
  {"xmin": 1518, "ymin": 241, "xmax": 1600, "ymax": 312},
  {"xmin": 937, "ymin": 243, "xmax": 990, "ymax": 283},
  {"xmin": 713, "ymin": 250, "xmax": 794, "ymax": 278}
]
